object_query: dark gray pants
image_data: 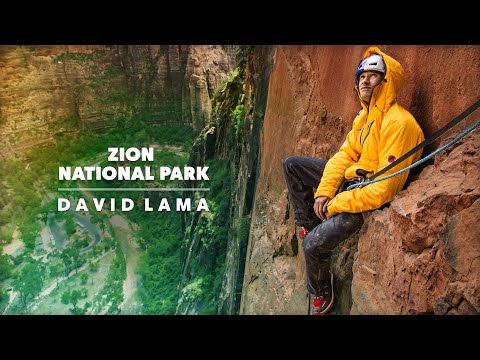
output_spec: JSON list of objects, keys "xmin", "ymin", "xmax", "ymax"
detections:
[{"xmin": 283, "ymin": 156, "xmax": 364, "ymax": 295}]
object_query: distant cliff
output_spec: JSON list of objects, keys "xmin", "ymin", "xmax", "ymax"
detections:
[
  {"xmin": 239, "ymin": 45, "xmax": 480, "ymax": 314},
  {"xmin": 176, "ymin": 46, "xmax": 276, "ymax": 314},
  {"xmin": 0, "ymin": 45, "xmax": 236, "ymax": 159}
]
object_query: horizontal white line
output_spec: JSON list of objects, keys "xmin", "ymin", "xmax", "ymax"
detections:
[{"xmin": 58, "ymin": 188, "xmax": 210, "ymax": 192}]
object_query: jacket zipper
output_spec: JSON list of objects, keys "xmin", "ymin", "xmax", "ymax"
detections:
[
  {"xmin": 359, "ymin": 107, "xmax": 369, "ymax": 146},
  {"xmin": 361, "ymin": 119, "xmax": 375, "ymax": 147},
  {"xmin": 358, "ymin": 81, "xmax": 381, "ymax": 147}
]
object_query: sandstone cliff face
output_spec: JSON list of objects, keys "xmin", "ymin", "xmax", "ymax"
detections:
[
  {"xmin": 240, "ymin": 45, "xmax": 480, "ymax": 314},
  {"xmin": 0, "ymin": 45, "xmax": 235, "ymax": 159},
  {"xmin": 351, "ymin": 131, "xmax": 479, "ymax": 314},
  {"xmin": 116, "ymin": 45, "xmax": 235, "ymax": 130},
  {"xmin": 175, "ymin": 46, "xmax": 276, "ymax": 314},
  {"xmin": 0, "ymin": 45, "xmax": 107, "ymax": 158},
  {"xmin": 217, "ymin": 46, "xmax": 276, "ymax": 314}
]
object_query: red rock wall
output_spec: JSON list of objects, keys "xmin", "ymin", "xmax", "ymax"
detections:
[
  {"xmin": 352, "ymin": 133, "xmax": 479, "ymax": 314},
  {"xmin": 241, "ymin": 45, "xmax": 480, "ymax": 314}
]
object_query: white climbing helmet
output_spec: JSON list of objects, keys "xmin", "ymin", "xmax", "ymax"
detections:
[{"xmin": 355, "ymin": 54, "xmax": 385, "ymax": 82}]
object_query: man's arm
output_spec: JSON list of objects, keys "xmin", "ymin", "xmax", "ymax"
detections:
[
  {"xmin": 314, "ymin": 127, "xmax": 359, "ymax": 199},
  {"xmin": 326, "ymin": 116, "xmax": 424, "ymax": 216}
]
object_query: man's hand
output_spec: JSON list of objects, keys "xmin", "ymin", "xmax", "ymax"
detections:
[{"xmin": 314, "ymin": 196, "xmax": 331, "ymax": 221}]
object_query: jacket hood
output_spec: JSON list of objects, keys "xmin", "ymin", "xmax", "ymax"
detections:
[{"xmin": 355, "ymin": 46, "xmax": 405, "ymax": 112}]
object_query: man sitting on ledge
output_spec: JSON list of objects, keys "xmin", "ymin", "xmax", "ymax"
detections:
[{"xmin": 283, "ymin": 47, "xmax": 424, "ymax": 315}]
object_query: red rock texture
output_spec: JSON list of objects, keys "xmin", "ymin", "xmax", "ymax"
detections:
[
  {"xmin": 352, "ymin": 134, "xmax": 479, "ymax": 314},
  {"xmin": 241, "ymin": 45, "xmax": 480, "ymax": 314}
]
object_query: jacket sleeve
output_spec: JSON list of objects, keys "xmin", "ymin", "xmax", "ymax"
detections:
[
  {"xmin": 327, "ymin": 117, "xmax": 424, "ymax": 216},
  {"xmin": 314, "ymin": 126, "xmax": 359, "ymax": 199}
]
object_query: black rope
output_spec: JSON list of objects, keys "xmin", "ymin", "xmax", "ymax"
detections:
[
  {"xmin": 369, "ymin": 99, "xmax": 480, "ymax": 181},
  {"xmin": 307, "ymin": 292, "xmax": 311, "ymax": 315}
]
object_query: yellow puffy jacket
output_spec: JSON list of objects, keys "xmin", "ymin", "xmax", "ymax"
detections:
[{"xmin": 314, "ymin": 47, "xmax": 425, "ymax": 216}]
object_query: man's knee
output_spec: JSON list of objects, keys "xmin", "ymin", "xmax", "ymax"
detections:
[
  {"xmin": 302, "ymin": 214, "xmax": 363, "ymax": 255},
  {"xmin": 301, "ymin": 234, "xmax": 314, "ymax": 255},
  {"xmin": 302, "ymin": 230, "xmax": 328, "ymax": 257},
  {"xmin": 336, "ymin": 213, "xmax": 364, "ymax": 235},
  {"xmin": 283, "ymin": 155, "xmax": 302, "ymax": 173},
  {"xmin": 318, "ymin": 213, "xmax": 364, "ymax": 250}
]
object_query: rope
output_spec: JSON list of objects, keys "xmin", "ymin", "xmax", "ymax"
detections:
[
  {"xmin": 369, "ymin": 99, "xmax": 480, "ymax": 182},
  {"xmin": 307, "ymin": 292, "xmax": 311, "ymax": 315},
  {"xmin": 347, "ymin": 120, "xmax": 480, "ymax": 190}
]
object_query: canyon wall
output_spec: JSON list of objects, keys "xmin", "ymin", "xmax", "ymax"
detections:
[{"xmin": 0, "ymin": 45, "xmax": 235, "ymax": 159}]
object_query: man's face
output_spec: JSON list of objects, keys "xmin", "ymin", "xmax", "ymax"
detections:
[{"xmin": 358, "ymin": 71, "xmax": 383, "ymax": 102}]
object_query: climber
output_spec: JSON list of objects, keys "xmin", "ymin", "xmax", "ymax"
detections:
[{"xmin": 282, "ymin": 47, "xmax": 425, "ymax": 315}]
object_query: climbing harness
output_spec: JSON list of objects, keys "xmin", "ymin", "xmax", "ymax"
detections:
[
  {"xmin": 347, "ymin": 100, "xmax": 480, "ymax": 190},
  {"xmin": 305, "ymin": 100, "xmax": 479, "ymax": 315}
]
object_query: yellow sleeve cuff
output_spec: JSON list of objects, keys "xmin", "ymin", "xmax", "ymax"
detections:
[
  {"xmin": 314, "ymin": 189, "xmax": 336, "ymax": 200},
  {"xmin": 326, "ymin": 201, "xmax": 339, "ymax": 216}
]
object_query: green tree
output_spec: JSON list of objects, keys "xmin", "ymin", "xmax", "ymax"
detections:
[
  {"xmin": 0, "ymin": 255, "xmax": 12, "ymax": 281},
  {"xmin": 64, "ymin": 213, "xmax": 76, "ymax": 236},
  {"xmin": 89, "ymin": 261, "xmax": 99, "ymax": 273},
  {"xmin": 12, "ymin": 262, "xmax": 43, "ymax": 310},
  {"xmin": 39, "ymin": 211, "xmax": 49, "ymax": 225},
  {"xmin": 60, "ymin": 252, "xmax": 73, "ymax": 276},
  {"xmin": 69, "ymin": 289, "xmax": 82, "ymax": 309},
  {"xmin": 49, "ymin": 263, "xmax": 62, "ymax": 286},
  {"xmin": 81, "ymin": 272, "xmax": 88, "ymax": 285},
  {"xmin": 61, "ymin": 289, "xmax": 87, "ymax": 314},
  {"xmin": 0, "ymin": 289, "xmax": 6, "ymax": 303},
  {"xmin": 62, "ymin": 247, "xmax": 82, "ymax": 274},
  {"xmin": 31, "ymin": 258, "xmax": 47, "ymax": 286},
  {"xmin": 61, "ymin": 290, "xmax": 71, "ymax": 306},
  {"xmin": 70, "ymin": 247, "xmax": 82, "ymax": 273},
  {"xmin": 99, "ymin": 221, "xmax": 107, "ymax": 233}
]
